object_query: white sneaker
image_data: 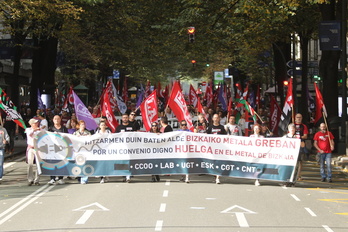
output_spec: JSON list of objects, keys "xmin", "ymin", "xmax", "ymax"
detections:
[
  {"xmin": 48, "ymin": 179, "xmax": 55, "ymax": 185},
  {"xmin": 57, "ymin": 179, "xmax": 65, "ymax": 185},
  {"xmin": 100, "ymin": 178, "xmax": 104, "ymax": 184},
  {"xmin": 255, "ymin": 179, "xmax": 261, "ymax": 186},
  {"xmin": 216, "ymin": 179, "xmax": 221, "ymax": 184},
  {"xmin": 185, "ymin": 178, "xmax": 190, "ymax": 183}
]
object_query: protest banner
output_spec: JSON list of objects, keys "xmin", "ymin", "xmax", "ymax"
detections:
[{"xmin": 34, "ymin": 131, "xmax": 300, "ymax": 182}]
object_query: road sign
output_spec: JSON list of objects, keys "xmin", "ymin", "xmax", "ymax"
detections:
[
  {"xmin": 287, "ymin": 69, "xmax": 302, "ymax": 76},
  {"xmin": 319, "ymin": 21, "xmax": 341, "ymax": 51},
  {"xmin": 286, "ymin": 60, "xmax": 302, "ymax": 68}
]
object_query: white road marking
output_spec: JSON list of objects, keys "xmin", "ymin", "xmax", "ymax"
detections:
[
  {"xmin": 159, "ymin": 203, "xmax": 166, "ymax": 212},
  {"xmin": 322, "ymin": 225, "xmax": 334, "ymax": 232},
  {"xmin": 165, "ymin": 180, "xmax": 170, "ymax": 186},
  {"xmin": 205, "ymin": 198, "xmax": 216, "ymax": 200},
  {"xmin": 305, "ymin": 207, "xmax": 317, "ymax": 217},
  {"xmin": 190, "ymin": 207, "xmax": 205, "ymax": 210},
  {"xmin": 290, "ymin": 194, "xmax": 301, "ymax": 201},
  {"xmin": 221, "ymin": 205, "xmax": 256, "ymax": 228},
  {"xmin": 155, "ymin": 220, "xmax": 163, "ymax": 231},
  {"xmin": 163, "ymin": 190, "xmax": 168, "ymax": 197},
  {"xmin": 236, "ymin": 212, "xmax": 249, "ymax": 227},
  {"xmin": 4, "ymin": 157, "xmax": 26, "ymax": 169},
  {"xmin": 0, "ymin": 185, "xmax": 54, "ymax": 225},
  {"xmin": 76, "ymin": 210, "xmax": 94, "ymax": 224}
]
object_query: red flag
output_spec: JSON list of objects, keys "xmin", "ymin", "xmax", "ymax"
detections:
[
  {"xmin": 157, "ymin": 82, "xmax": 165, "ymax": 98},
  {"xmin": 189, "ymin": 84, "xmax": 198, "ymax": 106},
  {"xmin": 167, "ymin": 81, "xmax": 194, "ymax": 131},
  {"xmin": 235, "ymin": 83, "xmax": 243, "ymax": 100},
  {"xmin": 104, "ymin": 81, "xmax": 117, "ymax": 112},
  {"xmin": 242, "ymin": 82, "xmax": 249, "ymax": 100},
  {"xmin": 204, "ymin": 82, "xmax": 213, "ymax": 108},
  {"xmin": 256, "ymin": 85, "xmax": 260, "ymax": 108},
  {"xmin": 140, "ymin": 90, "xmax": 158, "ymax": 131},
  {"xmin": 269, "ymin": 95, "xmax": 281, "ymax": 136},
  {"xmin": 62, "ymin": 86, "xmax": 74, "ymax": 109},
  {"xmin": 314, "ymin": 82, "xmax": 327, "ymax": 123},
  {"xmin": 102, "ymin": 89, "xmax": 119, "ymax": 132},
  {"xmin": 145, "ymin": 80, "xmax": 151, "ymax": 98},
  {"xmin": 278, "ymin": 78, "xmax": 293, "ymax": 135},
  {"xmin": 122, "ymin": 76, "xmax": 128, "ymax": 103}
]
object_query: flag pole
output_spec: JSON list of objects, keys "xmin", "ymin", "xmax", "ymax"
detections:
[
  {"xmin": 254, "ymin": 111, "xmax": 272, "ymax": 134},
  {"xmin": 322, "ymin": 111, "xmax": 334, "ymax": 148}
]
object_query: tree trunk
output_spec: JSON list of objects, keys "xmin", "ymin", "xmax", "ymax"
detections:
[
  {"xmin": 318, "ymin": 1, "xmax": 341, "ymax": 119},
  {"xmin": 31, "ymin": 37, "xmax": 58, "ymax": 110},
  {"xmin": 273, "ymin": 41, "xmax": 291, "ymax": 105},
  {"xmin": 300, "ymin": 35, "xmax": 309, "ymax": 124}
]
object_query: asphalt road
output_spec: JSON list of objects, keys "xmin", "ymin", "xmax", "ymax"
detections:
[{"xmin": 1, "ymin": 155, "xmax": 348, "ymax": 232}]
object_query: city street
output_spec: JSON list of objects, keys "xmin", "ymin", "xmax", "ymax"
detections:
[{"xmin": 1, "ymin": 145, "xmax": 348, "ymax": 232}]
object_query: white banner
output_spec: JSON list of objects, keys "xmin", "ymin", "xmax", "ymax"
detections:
[{"xmin": 34, "ymin": 131, "xmax": 301, "ymax": 182}]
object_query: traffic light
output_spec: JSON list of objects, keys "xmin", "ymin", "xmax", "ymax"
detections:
[
  {"xmin": 283, "ymin": 80, "xmax": 289, "ymax": 86},
  {"xmin": 188, "ymin": 27, "xmax": 195, "ymax": 43},
  {"xmin": 191, "ymin": 59, "xmax": 196, "ymax": 66},
  {"xmin": 313, "ymin": 75, "xmax": 321, "ymax": 81}
]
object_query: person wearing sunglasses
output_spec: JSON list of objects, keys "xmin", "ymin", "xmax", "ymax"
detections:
[
  {"xmin": 128, "ymin": 112, "xmax": 141, "ymax": 132},
  {"xmin": 178, "ymin": 120, "xmax": 191, "ymax": 183}
]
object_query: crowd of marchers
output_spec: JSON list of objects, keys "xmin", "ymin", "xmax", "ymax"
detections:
[{"xmin": 0, "ymin": 101, "xmax": 334, "ymax": 187}]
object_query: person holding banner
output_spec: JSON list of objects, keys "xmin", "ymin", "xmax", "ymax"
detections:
[
  {"xmin": 48, "ymin": 115, "xmax": 68, "ymax": 185},
  {"xmin": 194, "ymin": 114, "xmax": 208, "ymax": 133},
  {"xmin": 116, "ymin": 113, "xmax": 136, "ymax": 182},
  {"xmin": 95, "ymin": 120, "xmax": 111, "ymax": 184},
  {"xmin": 206, "ymin": 114, "xmax": 227, "ymax": 184},
  {"xmin": 313, "ymin": 123, "xmax": 334, "ymax": 183},
  {"xmin": 250, "ymin": 124, "xmax": 264, "ymax": 186},
  {"xmin": 159, "ymin": 116, "xmax": 173, "ymax": 133},
  {"xmin": 25, "ymin": 118, "xmax": 41, "ymax": 186},
  {"xmin": 178, "ymin": 120, "xmax": 191, "ymax": 183},
  {"xmin": 149, "ymin": 122, "xmax": 161, "ymax": 182},
  {"xmin": 74, "ymin": 120, "xmax": 92, "ymax": 184},
  {"xmin": 224, "ymin": 115, "xmax": 242, "ymax": 136},
  {"xmin": 128, "ymin": 112, "xmax": 141, "ymax": 132}
]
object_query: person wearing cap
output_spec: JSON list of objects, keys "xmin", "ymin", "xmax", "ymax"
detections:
[
  {"xmin": 25, "ymin": 118, "xmax": 41, "ymax": 186},
  {"xmin": 0, "ymin": 124, "xmax": 10, "ymax": 184}
]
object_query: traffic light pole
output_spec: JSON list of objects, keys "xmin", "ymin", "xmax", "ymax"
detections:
[{"xmin": 340, "ymin": 0, "xmax": 347, "ymax": 153}]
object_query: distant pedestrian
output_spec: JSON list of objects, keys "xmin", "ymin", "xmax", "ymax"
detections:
[
  {"xmin": 0, "ymin": 124, "xmax": 10, "ymax": 184},
  {"xmin": 25, "ymin": 118, "xmax": 41, "ymax": 186},
  {"xmin": 313, "ymin": 123, "xmax": 334, "ymax": 183}
]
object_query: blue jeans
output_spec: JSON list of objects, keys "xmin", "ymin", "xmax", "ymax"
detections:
[
  {"xmin": 0, "ymin": 149, "xmax": 4, "ymax": 178},
  {"xmin": 319, "ymin": 153, "xmax": 332, "ymax": 179}
]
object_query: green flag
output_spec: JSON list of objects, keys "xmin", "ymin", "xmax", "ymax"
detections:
[{"xmin": 0, "ymin": 88, "xmax": 26, "ymax": 129}]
